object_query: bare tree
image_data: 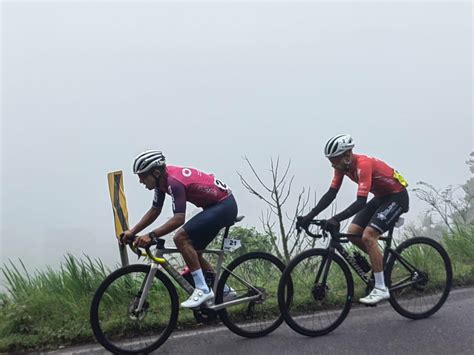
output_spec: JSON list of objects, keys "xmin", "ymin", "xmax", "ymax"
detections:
[
  {"xmin": 413, "ymin": 181, "xmax": 469, "ymax": 234},
  {"xmin": 237, "ymin": 156, "xmax": 314, "ymax": 261}
]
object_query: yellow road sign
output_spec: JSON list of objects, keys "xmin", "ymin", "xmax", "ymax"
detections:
[{"xmin": 107, "ymin": 171, "xmax": 129, "ymax": 239}]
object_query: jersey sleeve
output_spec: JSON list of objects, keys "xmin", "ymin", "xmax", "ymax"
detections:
[
  {"xmin": 152, "ymin": 189, "xmax": 165, "ymax": 209},
  {"xmin": 330, "ymin": 169, "xmax": 344, "ymax": 191},
  {"xmin": 167, "ymin": 176, "xmax": 187, "ymax": 214},
  {"xmin": 356, "ymin": 158, "xmax": 373, "ymax": 197}
]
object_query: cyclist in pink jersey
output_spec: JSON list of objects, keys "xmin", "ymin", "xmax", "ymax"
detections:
[
  {"xmin": 297, "ymin": 134, "xmax": 409, "ymax": 305},
  {"xmin": 121, "ymin": 151, "xmax": 238, "ymax": 308}
]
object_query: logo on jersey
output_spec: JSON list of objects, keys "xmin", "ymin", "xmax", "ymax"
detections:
[
  {"xmin": 182, "ymin": 168, "xmax": 192, "ymax": 177},
  {"xmin": 214, "ymin": 177, "xmax": 229, "ymax": 191},
  {"xmin": 168, "ymin": 186, "xmax": 176, "ymax": 211}
]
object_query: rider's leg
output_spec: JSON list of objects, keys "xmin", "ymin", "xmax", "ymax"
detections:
[
  {"xmin": 359, "ymin": 226, "xmax": 390, "ymax": 304},
  {"xmin": 363, "ymin": 190, "xmax": 409, "ymax": 287},
  {"xmin": 349, "ymin": 197, "xmax": 380, "ymax": 254},
  {"xmin": 359, "ymin": 191, "xmax": 409, "ymax": 304},
  {"xmin": 347, "ymin": 223, "xmax": 368, "ymax": 253},
  {"xmin": 174, "ymin": 229, "xmax": 201, "ymax": 270},
  {"xmin": 178, "ymin": 195, "xmax": 238, "ymax": 307},
  {"xmin": 197, "ymin": 252, "xmax": 213, "ymax": 271},
  {"xmin": 362, "ymin": 226, "xmax": 385, "ymax": 288},
  {"xmin": 174, "ymin": 229, "xmax": 210, "ymax": 293}
]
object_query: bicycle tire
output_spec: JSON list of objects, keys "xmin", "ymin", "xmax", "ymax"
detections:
[
  {"xmin": 386, "ymin": 236, "xmax": 452, "ymax": 319},
  {"xmin": 278, "ymin": 248, "xmax": 354, "ymax": 337},
  {"xmin": 90, "ymin": 264, "xmax": 179, "ymax": 354},
  {"xmin": 215, "ymin": 251, "xmax": 286, "ymax": 338}
]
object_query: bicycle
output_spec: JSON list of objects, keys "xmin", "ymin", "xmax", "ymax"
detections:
[
  {"xmin": 90, "ymin": 216, "xmax": 286, "ymax": 354},
  {"xmin": 277, "ymin": 218, "xmax": 453, "ymax": 337}
]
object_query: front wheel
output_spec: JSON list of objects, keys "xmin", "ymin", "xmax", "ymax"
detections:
[
  {"xmin": 278, "ymin": 248, "xmax": 354, "ymax": 337},
  {"xmin": 386, "ymin": 237, "xmax": 452, "ymax": 319},
  {"xmin": 90, "ymin": 264, "xmax": 179, "ymax": 354},
  {"xmin": 215, "ymin": 251, "xmax": 286, "ymax": 338}
]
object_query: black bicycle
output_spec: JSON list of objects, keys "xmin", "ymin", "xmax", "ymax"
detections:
[{"xmin": 277, "ymin": 218, "xmax": 453, "ymax": 337}]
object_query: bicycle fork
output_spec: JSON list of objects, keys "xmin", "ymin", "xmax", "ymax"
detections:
[
  {"xmin": 133, "ymin": 263, "xmax": 160, "ymax": 313},
  {"xmin": 311, "ymin": 250, "xmax": 334, "ymax": 300}
]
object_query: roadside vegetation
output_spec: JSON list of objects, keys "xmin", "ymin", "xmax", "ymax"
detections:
[{"xmin": 2, "ymin": 154, "xmax": 473, "ymax": 352}]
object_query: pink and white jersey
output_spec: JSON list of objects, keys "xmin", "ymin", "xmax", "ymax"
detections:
[{"xmin": 152, "ymin": 165, "xmax": 231, "ymax": 214}]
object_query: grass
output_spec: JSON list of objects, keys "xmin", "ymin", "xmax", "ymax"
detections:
[
  {"xmin": 444, "ymin": 226, "xmax": 474, "ymax": 286},
  {"xmin": 0, "ymin": 255, "xmax": 109, "ymax": 351},
  {"xmin": 1, "ymin": 227, "xmax": 473, "ymax": 352}
]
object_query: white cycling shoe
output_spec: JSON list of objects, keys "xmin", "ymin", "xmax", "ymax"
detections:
[
  {"xmin": 181, "ymin": 288, "xmax": 214, "ymax": 308},
  {"xmin": 359, "ymin": 287, "xmax": 390, "ymax": 305}
]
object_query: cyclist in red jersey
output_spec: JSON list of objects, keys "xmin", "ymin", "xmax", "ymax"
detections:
[
  {"xmin": 297, "ymin": 135, "xmax": 409, "ymax": 305},
  {"xmin": 121, "ymin": 151, "xmax": 238, "ymax": 308}
]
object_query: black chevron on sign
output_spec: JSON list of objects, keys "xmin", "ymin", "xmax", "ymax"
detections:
[{"xmin": 114, "ymin": 173, "xmax": 128, "ymax": 231}]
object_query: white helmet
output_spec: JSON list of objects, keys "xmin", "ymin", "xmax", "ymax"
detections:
[
  {"xmin": 324, "ymin": 134, "xmax": 355, "ymax": 158},
  {"xmin": 133, "ymin": 150, "xmax": 166, "ymax": 174}
]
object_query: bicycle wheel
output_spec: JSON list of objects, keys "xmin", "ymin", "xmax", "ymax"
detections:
[
  {"xmin": 386, "ymin": 237, "xmax": 452, "ymax": 319},
  {"xmin": 278, "ymin": 248, "xmax": 353, "ymax": 337},
  {"xmin": 215, "ymin": 251, "xmax": 286, "ymax": 338},
  {"xmin": 90, "ymin": 264, "xmax": 179, "ymax": 354}
]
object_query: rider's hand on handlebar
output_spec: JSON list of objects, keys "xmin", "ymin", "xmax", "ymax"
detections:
[
  {"xmin": 120, "ymin": 230, "xmax": 135, "ymax": 245},
  {"xmin": 296, "ymin": 213, "xmax": 315, "ymax": 231},
  {"xmin": 323, "ymin": 218, "xmax": 340, "ymax": 233},
  {"xmin": 133, "ymin": 234, "xmax": 153, "ymax": 248}
]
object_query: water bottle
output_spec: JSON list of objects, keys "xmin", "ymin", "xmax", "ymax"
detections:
[{"xmin": 353, "ymin": 251, "xmax": 371, "ymax": 273}]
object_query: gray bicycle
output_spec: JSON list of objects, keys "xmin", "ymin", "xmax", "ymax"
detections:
[{"xmin": 90, "ymin": 216, "xmax": 285, "ymax": 354}]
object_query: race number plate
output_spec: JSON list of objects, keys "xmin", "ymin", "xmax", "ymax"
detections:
[{"xmin": 223, "ymin": 238, "xmax": 242, "ymax": 252}]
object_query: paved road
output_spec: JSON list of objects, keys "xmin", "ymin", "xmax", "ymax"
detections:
[{"xmin": 47, "ymin": 286, "xmax": 474, "ymax": 355}]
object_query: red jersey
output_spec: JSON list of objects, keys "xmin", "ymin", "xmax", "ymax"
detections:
[{"xmin": 330, "ymin": 154, "xmax": 407, "ymax": 198}]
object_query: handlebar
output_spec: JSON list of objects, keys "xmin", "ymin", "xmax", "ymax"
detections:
[
  {"xmin": 119, "ymin": 233, "xmax": 166, "ymax": 263},
  {"xmin": 296, "ymin": 218, "xmax": 333, "ymax": 239}
]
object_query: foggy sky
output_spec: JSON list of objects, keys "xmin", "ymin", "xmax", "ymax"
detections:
[{"xmin": 1, "ymin": 1, "xmax": 472, "ymax": 273}]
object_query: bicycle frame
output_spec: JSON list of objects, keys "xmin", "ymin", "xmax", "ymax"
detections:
[
  {"xmin": 132, "ymin": 225, "xmax": 265, "ymax": 313},
  {"xmin": 312, "ymin": 224, "xmax": 426, "ymax": 293}
]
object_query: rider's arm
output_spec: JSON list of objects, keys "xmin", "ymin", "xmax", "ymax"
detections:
[
  {"xmin": 150, "ymin": 213, "xmax": 186, "ymax": 238},
  {"xmin": 306, "ymin": 169, "xmax": 344, "ymax": 219},
  {"xmin": 307, "ymin": 187, "xmax": 338, "ymax": 219},
  {"xmin": 332, "ymin": 195, "xmax": 368, "ymax": 222},
  {"xmin": 150, "ymin": 177, "xmax": 187, "ymax": 238},
  {"xmin": 129, "ymin": 207, "xmax": 161, "ymax": 235},
  {"xmin": 129, "ymin": 189, "xmax": 165, "ymax": 234}
]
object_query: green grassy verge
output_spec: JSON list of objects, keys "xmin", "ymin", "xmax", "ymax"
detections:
[{"xmin": 1, "ymin": 227, "xmax": 473, "ymax": 352}]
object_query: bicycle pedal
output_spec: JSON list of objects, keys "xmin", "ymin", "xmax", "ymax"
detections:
[
  {"xmin": 363, "ymin": 303, "xmax": 377, "ymax": 308},
  {"xmin": 202, "ymin": 300, "xmax": 214, "ymax": 308}
]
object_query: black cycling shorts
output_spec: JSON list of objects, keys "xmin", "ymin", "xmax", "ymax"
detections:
[
  {"xmin": 352, "ymin": 189, "xmax": 409, "ymax": 234},
  {"xmin": 182, "ymin": 194, "xmax": 238, "ymax": 250}
]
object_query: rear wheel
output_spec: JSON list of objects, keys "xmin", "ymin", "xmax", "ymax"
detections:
[
  {"xmin": 216, "ymin": 252, "xmax": 286, "ymax": 338},
  {"xmin": 386, "ymin": 237, "xmax": 452, "ymax": 319}
]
